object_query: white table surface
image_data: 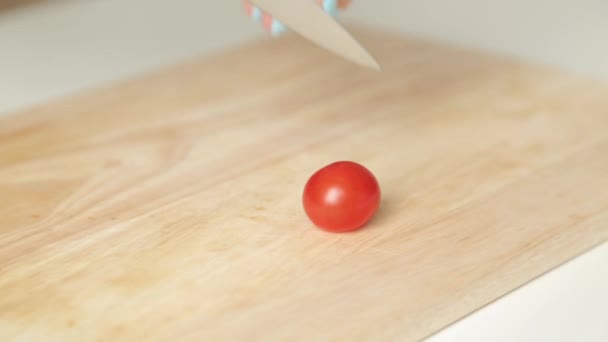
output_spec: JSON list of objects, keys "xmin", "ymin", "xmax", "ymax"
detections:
[{"xmin": 1, "ymin": 1, "xmax": 606, "ymax": 341}]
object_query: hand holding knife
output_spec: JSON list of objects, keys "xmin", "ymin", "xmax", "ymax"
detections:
[{"xmin": 245, "ymin": 0, "xmax": 380, "ymax": 71}]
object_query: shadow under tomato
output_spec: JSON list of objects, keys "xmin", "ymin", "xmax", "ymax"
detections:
[{"xmin": 359, "ymin": 188, "xmax": 408, "ymax": 233}]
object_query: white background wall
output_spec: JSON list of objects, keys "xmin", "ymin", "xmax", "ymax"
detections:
[{"xmin": 346, "ymin": 0, "xmax": 608, "ymax": 78}]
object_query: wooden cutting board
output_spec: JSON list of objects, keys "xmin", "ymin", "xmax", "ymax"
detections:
[
  {"xmin": 0, "ymin": 0, "xmax": 43, "ymax": 11},
  {"xmin": 1, "ymin": 27, "xmax": 607, "ymax": 341}
]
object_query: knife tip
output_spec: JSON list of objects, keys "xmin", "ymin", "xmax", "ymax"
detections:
[
  {"xmin": 367, "ymin": 58, "xmax": 382, "ymax": 72},
  {"xmin": 353, "ymin": 51, "xmax": 381, "ymax": 71}
]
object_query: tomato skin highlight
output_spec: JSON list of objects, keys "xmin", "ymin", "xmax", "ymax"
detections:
[{"xmin": 302, "ymin": 161, "xmax": 381, "ymax": 233}]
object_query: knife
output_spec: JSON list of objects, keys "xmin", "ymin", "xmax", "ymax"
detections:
[{"xmin": 249, "ymin": 0, "xmax": 380, "ymax": 70}]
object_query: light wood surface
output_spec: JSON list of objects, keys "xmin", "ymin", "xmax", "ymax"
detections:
[
  {"xmin": 0, "ymin": 0, "xmax": 44, "ymax": 11},
  {"xmin": 1, "ymin": 28, "xmax": 607, "ymax": 341}
]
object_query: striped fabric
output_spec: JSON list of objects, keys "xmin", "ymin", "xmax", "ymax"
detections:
[{"xmin": 243, "ymin": 0, "xmax": 352, "ymax": 36}]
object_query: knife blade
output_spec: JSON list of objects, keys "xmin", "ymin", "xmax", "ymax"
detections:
[{"xmin": 249, "ymin": 0, "xmax": 380, "ymax": 70}]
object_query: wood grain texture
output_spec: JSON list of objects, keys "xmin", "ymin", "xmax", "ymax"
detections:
[{"xmin": 1, "ymin": 27, "xmax": 607, "ymax": 341}]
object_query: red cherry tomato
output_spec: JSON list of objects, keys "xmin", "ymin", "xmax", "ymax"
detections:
[{"xmin": 302, "ymin": 161, "xmax": 381, "ymax": 233}]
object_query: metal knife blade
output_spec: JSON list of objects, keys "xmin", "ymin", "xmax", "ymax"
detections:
[{"xmin": 249, "ymin": 0, "xmax": 380, "ymax": 70}]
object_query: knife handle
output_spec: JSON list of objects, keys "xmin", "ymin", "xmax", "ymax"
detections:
[{"xmin": 243, "ymin": 0, "xmax": 352, "ymax": 36}]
